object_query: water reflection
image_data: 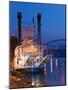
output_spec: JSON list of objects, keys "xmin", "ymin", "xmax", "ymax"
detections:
[
  {"xmin": 11, "ymin": 58, "xmax": 65, "ymax": 88},
  {"xmin": 23, "ymin": 58, "xmax": 65, "ymax": 87},
  {"xmin": 32, "ymin": 71, "xmax": 47, "ymax": 87},
  {"xmin": 46, "ymin": 58, "xmax": 65, "ymax": 86},
  {"xmin": 55, "ymin": 58, "xmax": 58, "ymax": 67},
  {"xmin": 50, "ymin": 58, "xmax": 53, "ymax": 73}
]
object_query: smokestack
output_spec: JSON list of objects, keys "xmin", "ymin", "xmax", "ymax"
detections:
[
  {"xmin": 17, "ymin": 12, "xmax": 22, "ymax": 45},
  {"xmin": 37, "ymin": 14, "xmax": 41, "ymax": 46}
]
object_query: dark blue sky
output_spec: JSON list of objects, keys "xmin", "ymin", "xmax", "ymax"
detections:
[{"xmin": 9, "ymin": 1, "xmax": 66, "ymax": 45}]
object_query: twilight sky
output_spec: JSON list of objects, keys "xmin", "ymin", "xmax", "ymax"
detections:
[{"xmin": 9, "ymin": 1, "xmax": 66, "ymax": 46}]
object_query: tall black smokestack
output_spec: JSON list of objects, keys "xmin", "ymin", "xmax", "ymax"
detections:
[
  {"xmin": 37, "ymin": 14, "xmax": 41, "ymax": 47},
  {"xmin": 17, "ymin": 12, "xmax": 22, "ymax": 45}
]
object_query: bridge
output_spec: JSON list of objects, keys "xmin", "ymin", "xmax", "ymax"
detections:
[{"xmin": 46, "ymin": 39, "xmax": 66, "ymax": 48}]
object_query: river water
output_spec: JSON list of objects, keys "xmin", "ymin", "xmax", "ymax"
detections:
[
  {"xmin": 10, "ymin": 57, "xmax": 66, "ymax": 88},
  {"xmin": 23, "ymin": 58, "xmax": 66, "ymax": 87},
  {"xmin": 45, "ymin": 58, "xmax": 66, "ymax": 86}
]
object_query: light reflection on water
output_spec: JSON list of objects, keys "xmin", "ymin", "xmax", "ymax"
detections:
[
  {"xmin": 20, "ymin": 58, "xmax": 66, "ymax": 87},
  {"xmin": 45, "ymin": 58, "xmax": 65, "ymax": 86}
]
